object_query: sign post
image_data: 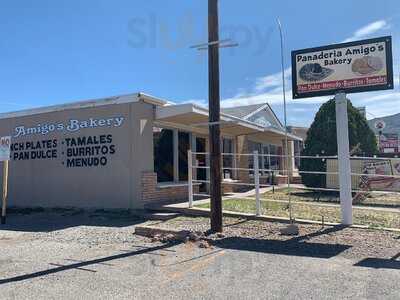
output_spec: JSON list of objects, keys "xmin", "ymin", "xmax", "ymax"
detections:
[
  {"xmin": 374, "ymin": 120, "xmax": 386, "ymax": 152},
  {"xmin": 335, "ymin": 92, "xmax": 353, "ymax": 225},
  {"xmin": 0, "ymin": 136, "xmax": 11, "ymax": 225},
  {"xmin": 291, "ymin": 36, "xmax": 394, "ymax": 226}
]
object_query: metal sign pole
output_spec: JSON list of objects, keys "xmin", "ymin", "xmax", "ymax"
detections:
[
  {"xmin": 1, "ymin": 160, "xmax": 9, "ymax": 224},
  {"xmin": 277, "ymin": 18, "xmax": 293, "ymax": 222},
  {"xmin": 334, "ymin": 92, "xmax": 353, "ymax": 225}
]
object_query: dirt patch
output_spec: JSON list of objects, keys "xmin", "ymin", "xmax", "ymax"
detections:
[{"xmin": 146, "ymin": 216, "xmax": 400, "ymax": 260}]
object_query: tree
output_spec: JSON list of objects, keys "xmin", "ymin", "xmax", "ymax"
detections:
[{"xmin": 300, "ymin": 99, "xmax": 378, "ymax": 188}]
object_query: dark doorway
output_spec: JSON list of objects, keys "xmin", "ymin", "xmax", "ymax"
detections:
[
  {"xmin": 178, "ymin": 132, "xmax": 190, "ymax": 181},
  {"xmin": 153, "ymin": 128, "xmax": 174, "ymax": 182}
]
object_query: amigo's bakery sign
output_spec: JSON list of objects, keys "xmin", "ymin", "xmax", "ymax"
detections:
[
  {"xmin": 14, "ymin": 116, "xmax": 125, "ymax": 138},
  {"xmin": 291, "ymin": 36, "xmax": 393, "ymax": 99}
]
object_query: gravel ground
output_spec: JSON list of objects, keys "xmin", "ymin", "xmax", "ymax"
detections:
[
  {"xmin": 0, "ymin": 210, "xmax": 400, "ymax": 299},
  {"xmin": 147, "ymin": 215, "xmax": 400, "ymax": 260}
]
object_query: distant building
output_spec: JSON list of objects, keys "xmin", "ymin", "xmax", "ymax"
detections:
[
  {"xmin": 287, "ymin": 126, "xmax": 308, "ymax": 141},
  {"xmin": 356, "ymin": 107, "xmax": 366, "ymax": 119},
  {"xmin": 286, "ymin": 126, "xmax": 308, "ymax": 169},
  {"xmin": 378, "ymin": 133, "xmax": 399, "ymax": 154}
]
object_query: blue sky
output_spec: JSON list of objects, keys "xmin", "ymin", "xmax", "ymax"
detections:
[{"xmin": 1, "ymin": 0, "xmax": 399, "ymax": 126}]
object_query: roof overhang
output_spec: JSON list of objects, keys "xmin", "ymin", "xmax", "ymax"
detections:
[
  {"xmin": 156, "ymin": 103, "xmax": 266, "ymax": 136},
  {"xmin": 137, "ymin": 92, "xmax": 171, "ymax": 106},
  {"xmin": 156, "ymin": 103, "xmax": 304, "ymax": 141}
]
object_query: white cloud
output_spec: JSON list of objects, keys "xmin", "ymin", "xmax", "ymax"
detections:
[
  {"xmin": 254, "ymin": 67, "xmax": 291, "ymax": 92},
  {"xmin": 349, "ymin": 90, "xmax": 400, "ymax": 116},
  {"xmin": 353, "ymin": 92, "xmax": 400, "ymax": 104},
  {"xmin": 342, "ymin": 20, "xmax": 390, "ymax": 42},
  {"xmin": 221, "ymin": 89, "xmax": 328, "ymax": 108},
  {"xmin": 182, "ymin": 98, "xmax": 208, "ymax": 107},
  {"xmin": 360, "ymin": 99, "xmax": 400, "ymax": 119}
]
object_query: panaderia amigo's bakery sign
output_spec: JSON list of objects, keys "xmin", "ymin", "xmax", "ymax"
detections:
[{"xmin": 291, "ymin": 36, "xmax": 393, "ymax": 98}]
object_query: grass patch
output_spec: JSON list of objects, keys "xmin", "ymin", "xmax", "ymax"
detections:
[
  {"xmin": 197, "ymin": 198, "xmax": 400, "ymax": 229},
  {"xmin": 263, "ymin": 188, "xmax": 400, "ymax": 208}
]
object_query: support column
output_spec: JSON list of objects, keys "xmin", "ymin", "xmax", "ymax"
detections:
[
  {"xmin": 254, "ymin": 151, "xmax": 261, "ymax": 216},
  {"xmin": 233, "ymin": 137, "xmax": 238, "ymax": 179},
  {"xmin": 335, "ymin": 92, "xmax": 353, "ymax": 225},
  {"xmin": 288, "ymin": 140, "xmax": 295, "ymax": 178},
  {"xmin": 173, "ymin": 129, "xmax": 179, "ymax": 183},
  {"xmin": 190, "ymin": 134, "xmax": 197, "ymax": 181},
  {"xmin": 237, "ymin": 136, "xmax": 249, "ymax": 182}
]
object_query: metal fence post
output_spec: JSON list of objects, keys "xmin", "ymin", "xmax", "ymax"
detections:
[
  {"xmin": 254, "ymin": 151, "xmax": 261, "ymax": 216},
  {"xmin": 188, "ymin": 150, "xmax": 193, "ymax": 208}
]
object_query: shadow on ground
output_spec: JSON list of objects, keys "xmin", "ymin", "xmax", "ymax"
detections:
[
  {"xmin": 0, "ymin": 208, "xmax": 148, "ymax": 232},
  {"xmin": 0, "ymin": 241, "xmax": 180, "ymax": 285},
  {"xmin": 354, "ymin": 258, "xmax": 400, "ymax": 270},
  {"xmin": 211, "ymin": 226, "xmax": 352, "ymax": 259},
  {"xmin": 354, "ymin": 252, "xmax": 400, "ymax": 270}
]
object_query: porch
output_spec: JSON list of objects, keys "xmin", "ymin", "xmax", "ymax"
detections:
[{"xmin": 142, "ymin": 103, "xmax": 303, "ymax": 204}]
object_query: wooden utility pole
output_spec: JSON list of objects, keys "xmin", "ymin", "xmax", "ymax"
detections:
[{"xmin": 208, "ymin": 0, "xmax": 223, "ymax": 232}]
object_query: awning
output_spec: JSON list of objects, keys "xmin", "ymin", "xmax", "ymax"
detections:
[
  {"xmin": 156, "ymin": 103, "xmax": 303, "ymax": 141},
  {"xmin": 156, "ymin": 103, "xmax": 265, "ymax": 136}
]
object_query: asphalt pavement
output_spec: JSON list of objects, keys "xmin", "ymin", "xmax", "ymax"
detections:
[{"xmin": 0, "ymin": 211, "xmax": 399, "ymax": 299}]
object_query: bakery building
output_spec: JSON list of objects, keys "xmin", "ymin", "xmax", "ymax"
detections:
[{"xmin": 0, "ymin": 93, "xmax": 302, "ymax": 210}]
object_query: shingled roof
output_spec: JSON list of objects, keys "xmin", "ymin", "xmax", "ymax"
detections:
[{"xmin": 221, "ymin": 103, "xmax": 267, "ymax": 119}]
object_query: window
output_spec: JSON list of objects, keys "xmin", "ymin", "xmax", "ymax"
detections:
[
  {"xmin": 222, "ymin": 138, "xmax": 234, "ymax": 178},
  {"xmin": 153, "ymin": 127, "xmax": 193, "ymax": 183},
  {"xmin": 277, "ymin": 146, "xmax": 283, "ymax": 170},
  {"xmin": 248, "ymin": 141, "xmax": 262, "ymax": 174},
  {"xmin": 263, "ymin": 145, "xmax": 270, "ymax": 174},
  {"xmin": 153, "ymin": 128, "xmax": 174, "ymax": 182},
  {"xmin": 269, "ymin": 145, "xmax": 281, "ymax": 171},
  {"xmin": 294, "ymin": 141, "xmax": 303, "ymax": 169}
]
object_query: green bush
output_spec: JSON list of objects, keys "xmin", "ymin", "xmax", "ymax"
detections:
[{"xmin": 300, "ymin": 99, "xmax": 378, "ymax": 188}]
